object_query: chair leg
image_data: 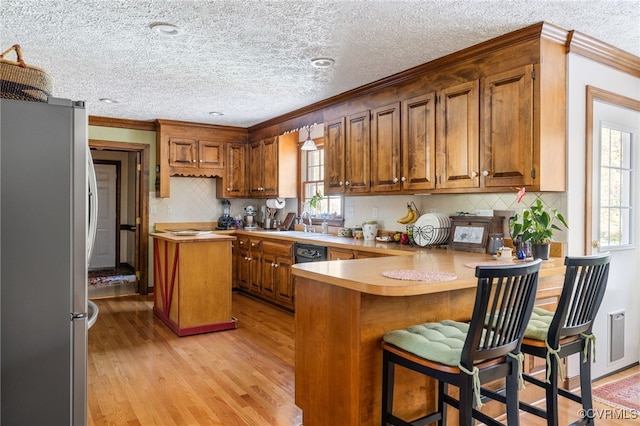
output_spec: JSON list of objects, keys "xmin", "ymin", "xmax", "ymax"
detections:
[
  {"xmin": 579, "ymin": 348, "xmax": 595, "ymax": 426},
  {"xmin": 458, "ymin": 374, "xmax": 474, "ymax": 426},
  {"xmin": 546, "ymin": 357, "xmax": 560, "ymax": 426},
  {"xmin": 505, "ymin": 359, "xmax": 520, "ymax": 426},
  {"xmin": 381, "ymin": 349, "xmax": 395, "ymax": 426},
  {"xmin": 438, "ymin": 380, "xmax": 446, "ymax": 426}
]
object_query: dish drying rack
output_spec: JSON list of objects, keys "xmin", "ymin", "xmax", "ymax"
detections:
[{"xmin": 411, "ymin": 225, "xmax": 451, "ymax": 247}]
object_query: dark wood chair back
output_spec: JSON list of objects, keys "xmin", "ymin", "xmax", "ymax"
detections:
[
  {"xmin": 461, "ymin": 259, "xmax": 542, "ymax": 370},
  {"xmin": 547, "ymin": 253, "xmax": 611, "ymax": 346}
]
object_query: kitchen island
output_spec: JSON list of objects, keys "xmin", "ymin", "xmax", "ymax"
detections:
[
  {"xmin": 291, "ymin": 251, "xmax": 566, "ymax": 426},
  {"xmin": 151, "ymin": 232, "xmax": 237, "ymax": 336}
]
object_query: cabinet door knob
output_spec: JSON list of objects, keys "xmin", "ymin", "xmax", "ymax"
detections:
[
  {"xmin": 199, "ymin": 160, "xmax": 203, "ymax": 163},
  {"xmin": 482, "ymin": 170, "xmax": 490, "ymax": 177},
  {"xmin": 471, "ymin": 171, "xmax": 478, "ymax": 178},
  {"xmin": 339, "ymin": 181, "xmax": 343, "ymax": 186},
  {"xmin": 345, "ymin": 181, "xmax": 350, "ymax": 186},
  {"xmin": 192, "ymin": 159, "xmax": 197, "ymax": 163},
  {"xmin": 392, "ymin": 177, "xmax": 398, "ymax": 183},
  {"xmin": 227, "ymin": 187, "xmax": 231, "ymax": 191},
  {"xmin": 401, "ymin": 176, "xmax": 407, "ymax": 182}
]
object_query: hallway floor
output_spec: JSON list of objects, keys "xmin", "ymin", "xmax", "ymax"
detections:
[{"xmin": 88, "ymin": 264, "xmax": 136, "ymax": 298}]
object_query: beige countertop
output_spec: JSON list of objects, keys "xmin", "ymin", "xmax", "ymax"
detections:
[
  {"xmin": 291, "ymin": 251, "xmax": 565, "ymax": 297},
  {"xmin": 153, "ymin": 223, "xmax": 425, "ymax": 256},
  {"xmin": 150, "ymin": 231, "xmax": 236, "ymax": 243}
]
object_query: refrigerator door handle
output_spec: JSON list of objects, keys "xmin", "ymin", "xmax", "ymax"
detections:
[
  {"xmin": 71, "ymin": 312, "xmax": 88, "ymax": 320},
  {"xmin": 87, "ymin": 146, "xmax": 98, "ymax": 263}
]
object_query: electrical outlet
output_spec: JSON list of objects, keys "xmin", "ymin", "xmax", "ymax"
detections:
[
  {"xmin": 372, "ymin": 207, "xmax": 378, "ymax": 218},
  {"xmin": 346, "ymin": 206, "xmax": 355, "ymax": 218},
  {"xmin": 150, "ymin": 205, "xmax": 157, "ymax": 215},
  {"xmin": 167, "ymin": 205, "xmax": 173, "ymax": 214}
]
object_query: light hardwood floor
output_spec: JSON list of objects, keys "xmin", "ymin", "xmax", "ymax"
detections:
[{"xmin": 88, "ymin": 293, "xmax": 639, "ymax": 426}]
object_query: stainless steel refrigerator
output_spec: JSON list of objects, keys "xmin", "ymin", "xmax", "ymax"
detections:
[{"xmin": 1, "ymin": 97, "xmax": 94, "ymax": 425}]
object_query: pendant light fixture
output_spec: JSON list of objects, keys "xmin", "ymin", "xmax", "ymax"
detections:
[{"xmin": 301, "ymin": 124, "xmax": 317, "ymax": 151}]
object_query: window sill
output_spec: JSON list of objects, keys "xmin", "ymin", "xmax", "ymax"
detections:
[{"xmin": 310, "ymin": 218, "xmax": 344, "ymax": 227}]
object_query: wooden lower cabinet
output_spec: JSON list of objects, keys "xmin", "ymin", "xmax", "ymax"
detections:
[
  {"xmin": 248, "ymin": 239, "xmax": 263, "ymax": 295},
  {"xmin": 234, "ymin": 238, "xmax": 390, "ymax": 311},
  {"xmin": 328, "ymin": 247, "xmax": 355, "ymax": 260},
  {"xmin": 328, "ymin": 247, "xmax": 388, "ymax": 260},
  {"xmin": 233, "ymin": 236, "xmax": 294, "ymax": 311}
]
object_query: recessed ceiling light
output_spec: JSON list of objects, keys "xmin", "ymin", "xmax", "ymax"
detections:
[
  {"xmin": 209, "ymin": 111, "xmax": 224, "ymax": 116},
  {"xmin": 149, "ymin": 22, "xmax": 182, "ymax": 36},
  {"xmin": 99, "ymin": 98, "xmax": 118, "ymax": 104},
  {"xmin": 311, "ymin": 57, "xmax": 335, "ymax": 68}
]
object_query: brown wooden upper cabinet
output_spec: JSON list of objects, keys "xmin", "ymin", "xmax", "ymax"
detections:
[
  {"xmin": 155, "ymin": 119, "xmax": 248, "ymax": 198},
  {"xmin": 400, "ymin": 93, "xmax": 436, "ymax": 192},
  {"xmin": 372, "ymin": 81, "xmax": 479, "ymax": 193},
  {"xmin": 168, "ymin": 137, "xmax": 224, "ymax": 172},
  {"xmin": 325, "ymin": 117, "xmax": 346, "ymax": 194},
  {"xmin": 216, "ymin": 142, "xmax": 246, "ymax": 198},
  {"xmin": 481, "ymin": 65, "xmax": 534, "ymax": 188},
  {"xmin": 249, "ymin": 137, "xmax": 278, "ymax": 197},
  {"xmin": 325, "ymin": 110, "xmax": 373, "ymax": 195},
  {"xmin": 370, "ymin": 103, "xmax": 401, "ymax": 192},
  {"xmin": 436, "ymin": 80, "xmax": 480, "ymax": 189},
  {"xmin": 247, "ymin": 132, "xmax": 297, "ymax": 199},
  {"xmin": 325, "ymin": 63, "xmax": 563, "ymax": 195}
]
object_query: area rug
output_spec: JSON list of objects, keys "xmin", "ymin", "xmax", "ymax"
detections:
[
  {"xmin": 88, "ymin": 274, "xmax": 136, "ymax": 287},
  {"xmin": 592, "ymin": 373, "xmax": 640, "ymax": 413}
]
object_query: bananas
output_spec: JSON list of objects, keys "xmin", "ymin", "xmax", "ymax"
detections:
[{"xmin": 397, "ymin": 203, "xmax": 419, "ymax": 224}]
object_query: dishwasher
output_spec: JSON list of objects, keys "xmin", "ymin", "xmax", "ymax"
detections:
[{"xmin": 294, "ymin": 242, "xmax": 328, "ymax": 263}]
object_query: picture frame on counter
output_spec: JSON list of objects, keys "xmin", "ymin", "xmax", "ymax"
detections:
[{"xmin": 447, "ymin": 215, "xmax": 505, "ymax": 253}]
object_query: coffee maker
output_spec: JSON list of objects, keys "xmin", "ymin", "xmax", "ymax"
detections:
[
  {"xmin": 244, "ymin": 205, "xmax": 257, "ymax": 230},
  {"xmin": 216, "ymin": 199, "xmax": 235, "ymax": 230}
]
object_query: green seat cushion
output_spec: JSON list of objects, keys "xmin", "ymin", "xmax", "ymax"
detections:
[
  {"xmin": 383, "ymin": 320, "xmax": 468, "ymax": 366},
  {"xmin": 524, "ymin": 307, "xmax": 554, "ymax": 341}
]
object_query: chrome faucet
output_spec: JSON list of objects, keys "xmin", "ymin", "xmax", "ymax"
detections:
[{"xmin": 300, "ymin": 211, "xmax": 315, "ymax": 232}]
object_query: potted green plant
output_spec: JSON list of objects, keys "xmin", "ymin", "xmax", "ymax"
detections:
[
  {"xmin": 509, "ymin": 188, "xmax": 568, "ymax": 260},
  {"xmin": 308, "ymin": 191, "xmax": 323, "ymax": 210}
]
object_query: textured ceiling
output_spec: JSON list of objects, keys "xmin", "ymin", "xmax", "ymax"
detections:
[{"xmin": 2, "ymin": 0, "xmax": 638, "ymax": 127}]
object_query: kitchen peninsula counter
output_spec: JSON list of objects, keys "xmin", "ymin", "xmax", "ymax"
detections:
[
  {"xmin": 151, "ymin": 232, "xmax": 237, "ymax": 336},
  {"xmin": 291, "ymin": 252, "xmax": 566, "ymax": 425}
]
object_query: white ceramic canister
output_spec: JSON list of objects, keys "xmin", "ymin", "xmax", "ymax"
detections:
[{"xmin": 362, "ymin": 221, "xmax": 378, "ymax": 241}]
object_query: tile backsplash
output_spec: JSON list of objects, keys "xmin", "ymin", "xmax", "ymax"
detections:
[{"xmin": 150, "ymin": 177, "xmax": 567, "ymax": 242}]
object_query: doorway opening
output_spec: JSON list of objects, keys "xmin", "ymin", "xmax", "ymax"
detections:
[{"xmin": 88, "ymin": 140, "xmax": 150, "ymax": 296}]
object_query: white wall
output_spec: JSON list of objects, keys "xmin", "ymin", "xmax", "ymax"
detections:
[{"xmin": 566, "ymin": 53, "xmax": 640, "ymax": 378}]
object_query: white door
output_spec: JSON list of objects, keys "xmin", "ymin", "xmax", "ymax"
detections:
[
  {"xmin": 589, "ymin": 98, "xmax": 640, "ymax": 377},
  {"xmin": 89, "ymin": 164, "xmax": 117, "ymax": 269}
]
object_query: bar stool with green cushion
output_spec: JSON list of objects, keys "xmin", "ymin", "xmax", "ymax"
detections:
[
  {"xmin": 381, "ymin": 259, "xmax": 542, "ymax": 426},
  {"xmin": 519, "ymin": 253, "xmax": 611, "ymax": 426}
]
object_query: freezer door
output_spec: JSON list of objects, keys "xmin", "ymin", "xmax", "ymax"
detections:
[{"xmin": 72, "ymin": 316, "xmax": 88, "ymax": 425}]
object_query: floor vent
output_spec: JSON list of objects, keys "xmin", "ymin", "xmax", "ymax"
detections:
[{"xmin": 609, "ymin": 310, "xmax": 625, "ymax": 363}]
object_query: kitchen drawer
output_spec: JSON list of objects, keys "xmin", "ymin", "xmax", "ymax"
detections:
[
  {"xmin": 236, "ymin": 236, "xmax": 250, "ymax": 248},
  {"xmin": 262, "ymin": 239, "xmax": 293, "ymax": 256}
]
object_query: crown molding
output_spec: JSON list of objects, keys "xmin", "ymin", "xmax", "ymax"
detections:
[
  {"xmin": 154, "ymin": 119, "xmax": 247, "ymax": 135},
  {"xmin": 568, "ymin": 30, "xmax": 640, "ymax": 78},
  {"xmin": 89, "ymin": 115, "xmax": 156, "ymax": 131}
]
